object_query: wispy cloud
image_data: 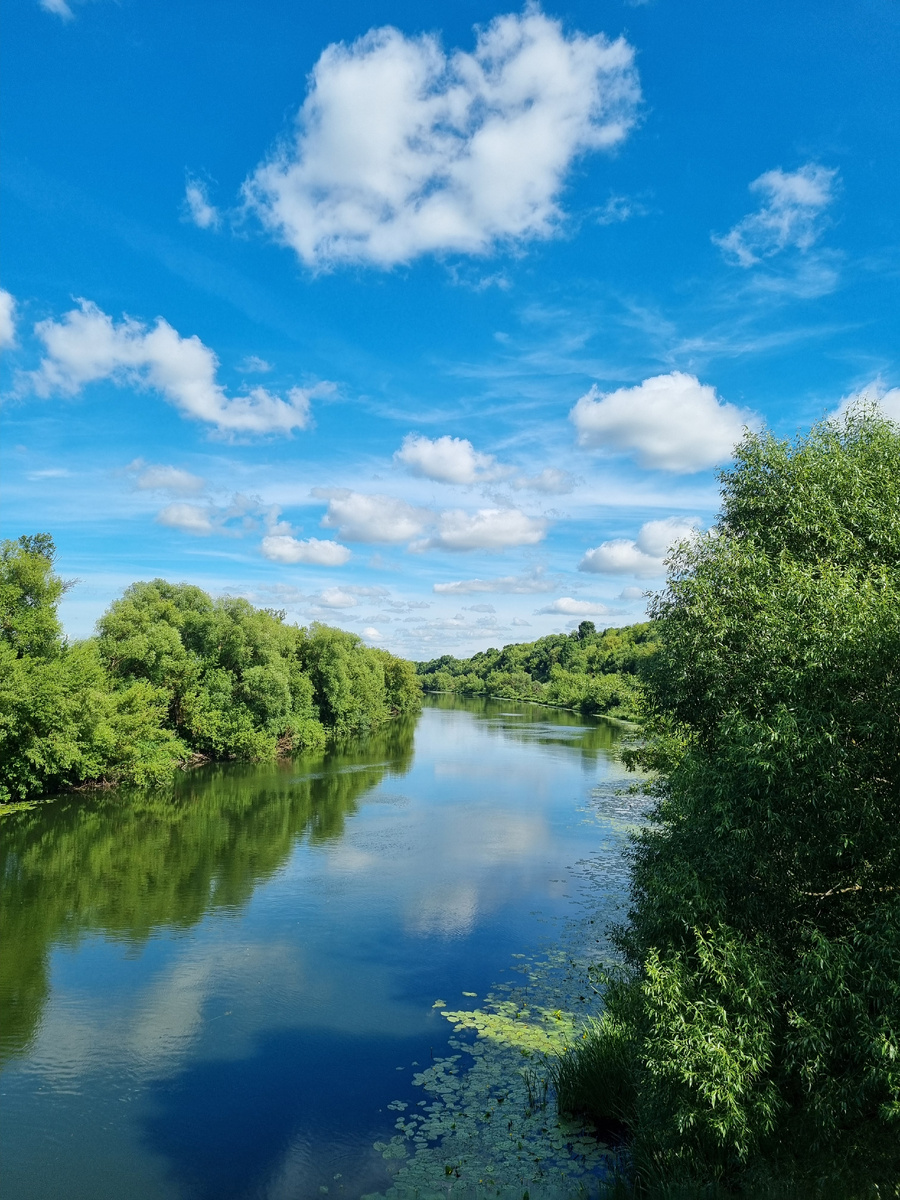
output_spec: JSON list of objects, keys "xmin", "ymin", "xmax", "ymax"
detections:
[
  {"xmin": 433, "ymin": 567, "xmax": 557, "ymax": 595},
  {"xmin": 183, "ymin": 179, "xmax": 220, "ymax": 230},
  {"xmin": 0, "ymin": 288, "xmax": 17, "ymax": 349},
  {"xmin": 39, "ymin": 0, "xmax": 74, "ymax": 20},
  {"xmin": 713, "ymin": 164, "xmax": 838, "ymax": 268}
]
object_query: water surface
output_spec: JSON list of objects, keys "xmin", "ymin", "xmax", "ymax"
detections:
[{"xmin": 1, "ymin": 698, "xmax": 636, "ymax": 1200}]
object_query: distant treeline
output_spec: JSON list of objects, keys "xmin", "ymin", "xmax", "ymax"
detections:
[
  {"xmin": 0, "ymin": 535, "xmax": 421, "ymax": 804},
  {"xmin": 415, "ymin": 620, "xmax": 657, "ymax": 721}
]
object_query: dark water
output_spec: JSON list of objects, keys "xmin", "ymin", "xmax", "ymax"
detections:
[{"xmin": 0, "ymin": 697, "xmax": 636, "ymax": 1200}]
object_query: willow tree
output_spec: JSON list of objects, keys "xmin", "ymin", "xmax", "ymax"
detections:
[{"xmin": 560, "ymin": 406, "xmax": 900, "ymax": 1195}]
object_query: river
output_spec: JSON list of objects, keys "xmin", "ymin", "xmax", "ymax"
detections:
[{"xmin": 0, "ymin": 696, "xmax": 643, "ymax": 1200}]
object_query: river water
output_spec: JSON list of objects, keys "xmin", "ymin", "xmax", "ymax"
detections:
[{"xmin": 0, "ymin": 697, "xmax": 641, "ymax": 1200}]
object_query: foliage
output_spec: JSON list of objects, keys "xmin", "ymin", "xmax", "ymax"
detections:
[
  {"xmin": 556, "ymin": 406, "xmax": 900, "ymax": 1195},
  {"xmin": 1, "ymin": 543, "xmax": 421, "ymax": 803},
  {"xmin": 416, "ymin": 620, "xmax": 657, "ymax": 721}
]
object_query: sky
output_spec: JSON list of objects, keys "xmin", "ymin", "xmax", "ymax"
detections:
[{"xmin": 2, "ymin": 0, "xmax": 898, "ymax": 659}]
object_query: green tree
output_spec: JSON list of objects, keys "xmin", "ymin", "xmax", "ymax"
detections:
[
  {"xmin": 558, "ymin": 406, "xmax": 900, "ymax": 1194},
  {"xmin": 2, "ymin": 554, "xmax": 420, "ymax": 803}
]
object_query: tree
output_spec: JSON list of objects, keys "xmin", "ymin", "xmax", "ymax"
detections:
[{"xmin": 558, "ymin": 406, "xmax": 900, "ymax": 1194}]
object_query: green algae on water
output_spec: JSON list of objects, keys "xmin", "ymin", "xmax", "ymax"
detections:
[{"xmin": 365, "ymin": 949, "xmax": 618, "ymax": 1200}]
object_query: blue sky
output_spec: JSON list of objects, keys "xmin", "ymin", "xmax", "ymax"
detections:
[{"xmin": 2, "ymin": 0, "xmax": 898, "ymax": 658}]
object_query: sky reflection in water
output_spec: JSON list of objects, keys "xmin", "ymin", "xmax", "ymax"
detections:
[{"xmin": 0, "ymin": 698, "xmax": 634, "ymax": 1200}]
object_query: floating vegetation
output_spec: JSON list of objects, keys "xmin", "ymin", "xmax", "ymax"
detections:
[
  {"xmin": 361, "ymin": 764, "xmax": 650, "ymax": 1200},
  {"xmin": 364, "ymin": 947, "xmax": 620, "ymax": 1200}
]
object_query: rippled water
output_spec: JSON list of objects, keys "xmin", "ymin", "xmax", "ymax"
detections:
[{"xmin": 0, "ymin": 697, "xmax": 639, "ymax": 1200}]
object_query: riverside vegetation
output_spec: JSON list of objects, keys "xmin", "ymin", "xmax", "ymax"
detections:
[
  {"xmin": 416, "ymin": 620, "xmax": 657, "ymax": 722},
  {"xmin": 553, "ymin": 406, "xmax": 900, "ymax": 1197},
  {"xmin": 0, "ymin": 543, "xmax": 421, "ymax": 804}
]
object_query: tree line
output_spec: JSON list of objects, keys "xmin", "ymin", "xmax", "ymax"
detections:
[
  {"xmin": 0, "ymin": 543, "xmax": 421, "ymax": 804},
  {"xmin": 416, "ymin": 620, "xmax": 658, "ymax": 722},
  {"xmin": 554, "ymin": 406, "xmax": 900, "ymax": 1196}
]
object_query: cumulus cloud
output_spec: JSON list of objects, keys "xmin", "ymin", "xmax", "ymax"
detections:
[
  {"xmin": 314, "ymin": 587, "xmax": 360, "ymax": 609},
  {"xmin": 316, "ymin": 489, "xmax": 430, "ymax": 543},
  {"xmin": 156, "ymin": 503, "xmax": 215, "ymax": 536},
  {"xmin": 260, "ymin": 534, "xmax": 352, "ymax": 566},
  {"xmin": 155, "ymin": 492, "xmax": 270, "ymax": 538},
  {"xmin": 395, "ymin": 433, "xmax": 498, "ymax": 484},
  {"xmin": 0, "ymin": 289, "xmax": 16, "ymax": 349},
  {"xmin": 618, "ymin": 585, "xmax": 645, "ymax": 601},
  {"xmin": 571, "ymin": 371, "xmax": 761, "ymax": 472},
  {"xmin": 536, "ymin": 597, "xmax": 611, "ymax": 616},
  {"xmin": 30, "ymin": 299, "xmax": 326, "ymax": 435},
  {"xmin": 414, "ymin": 507, "xmax": 546, "ymax": 552},
  {"xmin": 243, "ymin": 8, "xmax": 640, "ymax": 268},
  {"xmin": 128, "ymin": 459, "xmax": 206, "ymax": 495},
  {"xmin": 184, "ymin": 180, "xmax": 220, "ymax": 230},
  {"xmin": 579, "ymin": 516, "xmax": 700, "ymax": 577},
  {"xmin": 433, "ymin": 567, "xmax": 556, "ymax": 595},
  {"xmin": 713, "ymin": 164, "xmax": 838, "ymax": 268}
]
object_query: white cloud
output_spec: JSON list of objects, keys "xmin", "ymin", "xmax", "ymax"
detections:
[
  {"xmin": 510, "ymin": 467, "xmax": 576, "ymax": 493},
  {"xmin": 184, "ymin": 180, "xmax": 220, "ymax": 230},
  {"xmin": 30, "ymin": 299, "xmax": 325, "ymax": 435},
  {"xmin": 156, "ymin": 503, "xmax": 215, "ymax": 536},
  {"xmin": 833, "ymin": 380, "xmax": 900, "ymax": 426},
  {"xmin": 595, "ymin": 193, "xmax": 645, "ymax": 225},
  {"xmin": 465, "ymin": 603, "xmax": 496, "ymax": 613},
  {"xmin": 617, "ymin": 585, "xmax": 645, "ymax": 601},
  {"xmin": 39, "ymin": 0, "xmax": 73, "ymax": 19},
  {"xmin": 237, "ymin": 355, "xmax": 272, "ymax": 374},
  {"xmin": 415, "ymin": 507, "xmax": 546, "ymax": 552},
  {"xmin": 579, "ymin": 515, "xmax": 699, "ymax": 577},
  {"xmin": 260, "ymin": 534, "xmax": 352, "ymax": 566},
  {"xmin": 155, "ymin": 493, "xmax": 270, "ymax": 539},
  {"xmin": 362, "ymin": 627, "xmax": 384, "ymax": 641},
  {"xmin": 243, "ymin": 8, "xmax": 640, "ymax": 268},
  {"xmin": 314, "ymin": 587, "xmax": 359, "ymax": 609},
  {"xmin": 510, "ymin": 617, "xmax": 532, "ymax": 627},
  {"xmin": 571, "ymin": 371, "xmax": 761, "ymax": 472},
  {"xmin": 26, "ymin": 467, "xmax": 70, "ymax": 480},
  {"xmin": 0, "ymin": 289, "xmax": 16, "ymax": 349},
  {"xmin": 317, "ymin": 489, "xmax": 430, "ymax": 543},
  {"xmin": 713, "ymin": 164, "xmax": 838, "ymax": 268},
  {"xmin": 535, "ymin": 597, "xmax": 611, "ymax": 616},
  {"xmin": 395, "ymin": 433, "xmax": 497, "ymax": 484},
  {"xmin": 129, "ymin": 459, "xmax": 206, "ymax": 495},
  {"xmin": 433, "ymin": 568, "xmax": 556, "ymax": 595}
]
